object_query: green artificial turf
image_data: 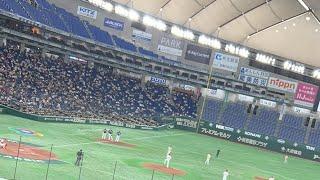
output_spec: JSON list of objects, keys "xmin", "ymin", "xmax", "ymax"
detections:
[{"xmin": 0, "ymin": 114, "xmax": 319, "ymax": 180}]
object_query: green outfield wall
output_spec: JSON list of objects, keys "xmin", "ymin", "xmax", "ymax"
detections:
[
  {"xmin": 0, "ymin": 105, "xmax": 166, "ymax": 130},
  {"xmin": 174, "ymin": 117, "xmax": 320, "ymax": 163}
]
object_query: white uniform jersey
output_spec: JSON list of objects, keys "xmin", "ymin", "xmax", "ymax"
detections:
[
  {"xmin": 269, "ymin": 178, "xmax": 275, "ymax": 180},
  {"xmin": 223, "ymin": 171, "xmax": 229, "ymax": 180},
  {"xmin": 207, "ymin": 154, "xmax": 211, "ymax": 160}
]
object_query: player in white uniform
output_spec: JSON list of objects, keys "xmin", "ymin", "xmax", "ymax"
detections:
[
  {"xmin": 115, "ymin": 131, "xmax": 121, "ymax": 142},
  {"xmin": 108, "ymin": 129, "xmax": 113, "ymax": 141},
  {"xmin": 102, "ymin": 128, "xmax": 107, "ymax": 139},
  {"xmin": 0, "ymin": 139, "xmax": 7, "ymax": 150},
  {"xmin": 164, "ymin": 153, "xmax": 172, "ymax": 168},
  {"xmin": 204, "ymin": 153, "xmax": 212, "ymax": 165},
  {"xmin": 269, "ymin": 176, "xmax": 275, "ymax": 180},
  {"xmin": 222, "ymin": 169, "xmax": 229, "ymax": 180},
  {"xmin": 167, "ymin": 145, "xmax": 172, "ymax": 155},
  {"xmin": 284, "ymin": 155, "xmax": 288, "ymax": 163}
]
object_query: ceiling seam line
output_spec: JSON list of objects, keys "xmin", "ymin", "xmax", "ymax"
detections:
[
  {"xmin": 266, "ymin": 1, "xmax": 282, "ymax": 21},
  {"xmin": 216, "ymin": 0, "xmax": 272, "ymax": 29},
  {"xmin": 182, "ymin": 0, "xmax": 218, "ymax": 26},
  {"xmin": 248, "ymin": 10, "xmax": 311, "ymax": 37}
]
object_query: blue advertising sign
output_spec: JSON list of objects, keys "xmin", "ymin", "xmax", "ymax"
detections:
[
  {"xmin": 104, "ymin": 17, "xmax": 124, "ymax": 31},
  {"xmin": 150, "ymin": 77, "xmax": 166, "ymax": 85}
]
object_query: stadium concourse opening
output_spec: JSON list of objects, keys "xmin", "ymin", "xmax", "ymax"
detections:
[{"xmin": 0, "ymin": 0, "xmax": 320, "ymax": 179}]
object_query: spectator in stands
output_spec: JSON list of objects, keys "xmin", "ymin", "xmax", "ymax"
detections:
[{"xmin": 0, "ymin": 44, "xmax": 198, "ymax": 126}]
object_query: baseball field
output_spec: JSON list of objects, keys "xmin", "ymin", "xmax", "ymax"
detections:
[{"xmin": 0, "ymin": 114, "xmax": 319, "ymax": 180}]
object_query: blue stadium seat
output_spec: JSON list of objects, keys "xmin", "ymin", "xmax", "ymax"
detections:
[
  {"xmin": 247, "ymin": 108, "xmax": 279, "ymax": 136},
  {"xmin": 202, "ymin": 99, "xmax": 223, "ymax": 123},
  {"xmin": 220, "ymin": 102, "xmax": 248, "ymax": 129}
]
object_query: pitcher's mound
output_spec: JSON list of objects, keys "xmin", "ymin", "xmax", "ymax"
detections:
[
  {"xmin": 254, "ymin": 177, "xmax": 267, "ymax": 180},
  {"xmin": 142, "ymin": 163, "xmax": 186, "ymax": 176},
  {"xmin": 98, "ymin": 139, "xmax": 136, "ymax": 148}
]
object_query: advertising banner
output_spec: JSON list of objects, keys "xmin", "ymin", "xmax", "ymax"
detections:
[
  {"xmin": 294, "ymin": 82, "xmax": 319, "ymax": 107},
  {"xmin": 268, "ymin": 77, "xmax": 297, "ymax": 93},
  {"xmin": 185, "ymin": 44, "xmax": 212, "ymax": 64},
  {"xmin": 238, "ymin": 94, "xmax": 254, "ymax": 102},
  {"xmin": 175, "ymin": 120, "xmax": 320, "ymax": 162},
  {"xmin": 259, "ymin": 99, "xmax": 277, "ymax": 108},
  {"xmin": 238, "ymin": 67, "xmax": 269, "ymax": 87},
  {"xmin": 132, "ymin": 29, "xmax": 152, "ymax": 42},
  {"xmin": 150, "ymin": 76, "xmax": 166, "ymax": 85},
  {"xmin": 77, "ymin": 6, "xmax": 97, "ymax": 19},
  {"xmin": 213, "ymin": 52, "xmax": 239, "ymax": 72},
  {"xmin": 104, "ymin": 17, "xmax": 124, "ymax": 31},
  {"xmin": 157, "ymin": 35, "xmax": 184, "ymax": 56},
  {"xmin": 202, "ymin": 88, "xmax": 225, "ymax": 99},
  {"xmin": 293, "ymin": 106, "xmax": 311, "ymax": 114}
]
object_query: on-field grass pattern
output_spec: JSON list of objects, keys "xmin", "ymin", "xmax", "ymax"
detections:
[{"xmin": 0, "ymin": 114, "xmax": 319, "ymax": 180}]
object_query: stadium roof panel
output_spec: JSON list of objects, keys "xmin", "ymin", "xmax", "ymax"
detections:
[{"xmin": 113, "ymin": 0, "xmax": 320, "ymax": 67}]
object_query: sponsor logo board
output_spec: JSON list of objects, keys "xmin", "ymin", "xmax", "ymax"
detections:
[
  {"xmin": 294, "ymin": 82, "xmax": 319, "ymax": 107},
  {"xmin": 104, "ymin": 17, "xmax": 124, "ymax": 31},
  {"xmin": 238, "ymin": 67, "xmax": 269, "ymax": 87},
  {"xmin": 185, "ymin": 44, "xmax": 212, "ymax": 64},
  {"xmin": 157, "ymin": 35, "xmax": 184, "ymax": 57},
  {"xmin": 132, "ymin": 29, "xmax": 152, "ymax": 42},
  {"xmin": 268, "ymin": 77, "xmax": 297, "ymax": 93},
  {"xmin": 213, "ymin": 52, "xmax": 239, "ymax": 72},
  {"xmin": 77, "ymin": 6, "xmax": 97, "ymax": 19}
]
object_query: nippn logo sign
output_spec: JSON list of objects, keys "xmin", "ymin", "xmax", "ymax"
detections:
[{"xmin": 268, "ymin": 77, "xmax": 297, "ymax": 93}]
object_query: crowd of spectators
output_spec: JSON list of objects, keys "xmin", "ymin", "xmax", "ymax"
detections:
[{"xmin": 0, "ymin": 45, "xmax": 198, "ymax": 126}]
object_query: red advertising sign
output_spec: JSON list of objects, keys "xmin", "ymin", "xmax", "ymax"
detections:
[{"xmin": 294, "ymin": 82, "xmax": 319, "ymax": 107}]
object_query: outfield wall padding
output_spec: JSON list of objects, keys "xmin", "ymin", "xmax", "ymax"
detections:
[
  {"xmin": 0, "ymin": 105, "xmax": 165, "ymax": 130},
  {"xmin": 174, "ymin": 117, "xmax": 320, "ymax": 163}
]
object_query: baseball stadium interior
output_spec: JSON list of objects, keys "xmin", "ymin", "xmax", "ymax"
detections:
[{"xmin": 0, "ymin": 0, "xmax": 320, "ymax": 179}]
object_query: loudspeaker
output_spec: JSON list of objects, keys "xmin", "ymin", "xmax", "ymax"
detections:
[
  {"xmin": 247, "ymin": 104, "xmax": 252, "ymax": 113},
  {"xmin": 253, "ymin": 105, "xmax": 259, "ymax": 115},
  {"xmin": 304, "ymin": 117, "xmax": 310, "ymax": 127},
  {"xmin": 311, "ymin": 118, "xmax": 317, "ymax": 128}
]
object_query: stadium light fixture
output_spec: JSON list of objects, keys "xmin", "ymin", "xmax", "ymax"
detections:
[
  {"xmin": 283, "ymin": 60, "xmax": 305, "ymax": 74},
  {"xmin": 88, "ymin": 0, "xmax": 113, "ymax": 12},
  {"xmin": 225, "ymin": 44, "xmax": 250, "ymax": 58},
  {"xmin": 101, "ymin": 1, "xmax": 113, "ymax": 12},
  {"xmin": 256, "ymin": 53, "xmax": 275, "ymax": 66},
  {"xmin": 198, "ymin": 35, "xmax": 221, "ymax": 49},
  {"xmin": 171, "ymin": 25, "xmax": 195, "ymax": 40},
  {"xmin": 297, "ymin": 0, "xmax": 309, "ymax": 11},
  {"xmin": 142, "ymin": 15, "xmax": 167, "ymax": 31},
  {"xmin": 128, "ymin": 9, "xmax": 140, "ymax": 21},
  {"xmin": 312, "ymin": 69, "xmax": 320, "ymax": 79},
  {"xmin": 115, "ymin": 5, "xmax": 140, "ymax": 21}
]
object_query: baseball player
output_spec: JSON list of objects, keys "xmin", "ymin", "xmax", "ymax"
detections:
[
  {"xmin": 269, "ymin": 176, "xmax": 275, "ymax": 180},
  {"xmin": 222, "ymin": 169, "xmax": 229, "ymax": 180},
  {"xmin": 75, "ymin": 149, "xmax": 84, "ymax": 166},
  {"xmin": 0, "ymin": 139, "xmax": 7, "ymax": 150},
  {"xmin": 102, "ymin": 128, "xmax": 107, "ymax": 140},
  {"xmin": 216, "ymin": 149, "xmax": 221, "ymax": 158},
  {"xmin": 108, "ymin": 129, "xmax": 113, "ymax": 141},
  {"xmin": 163, "ymin": 152, "xmax": 172, "ymax": 168},
  {"xmin": 167, "ymin": 145, "xmax": 172, "ymax": 155},
  {"xmin": 115, "ymin": 131, "xmax": 121, "ymax": 142},
  {"xmin": 204, "ymin": 153, "xmax": 212, "ymax": 165},
  {"xmin": 284, "ymin": 154, "xmax": 288, "ymax": 163}
]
